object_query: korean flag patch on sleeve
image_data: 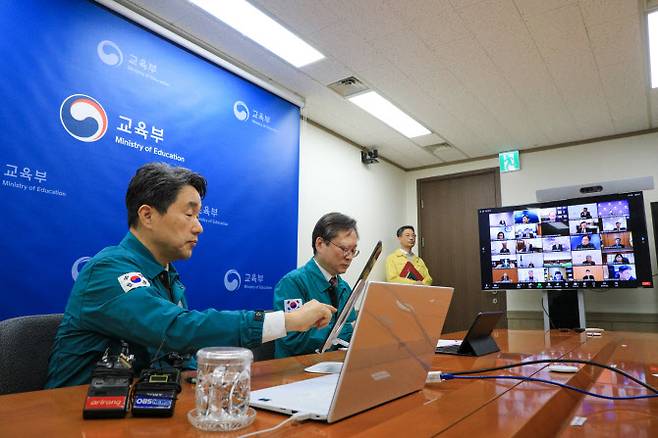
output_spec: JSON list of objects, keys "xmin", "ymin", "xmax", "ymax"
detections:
[
  {"xmin": 118, "ymin": 272, "xmax": 150, "ymax": 293},
  {"xmin": 284, "ymin": 299, "xmax": 303, "ymax": 312}
]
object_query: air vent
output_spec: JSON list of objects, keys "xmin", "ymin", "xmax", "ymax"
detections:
[
  {"xmin": 423, "ymin": 142, "xmax": 453, "ymax": 155},
  {"xmin": 327, "ymin": 76, "xmax": 369, "ymax": 98}
]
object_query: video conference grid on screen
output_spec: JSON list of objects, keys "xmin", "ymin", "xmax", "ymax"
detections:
[{"xmin": 479, "ymin": 192, "xmax": 653, "ymax": 290}]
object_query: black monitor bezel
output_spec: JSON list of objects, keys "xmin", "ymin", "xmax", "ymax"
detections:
[{"xmin": 478, "ymin": 191, "xmax": 654, "ymax": 290}]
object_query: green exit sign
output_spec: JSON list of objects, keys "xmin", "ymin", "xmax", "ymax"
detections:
[{"xmin": 499, "ymin": 150, "xmax": 520, "ymax": 173}]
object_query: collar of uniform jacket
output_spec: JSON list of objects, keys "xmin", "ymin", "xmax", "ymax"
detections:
[
  {"xmin": 307, "ymin": 258, "xmax": 340, "ymax": 289},
  {"xmin": 120, "ymin": 231, "xmax": 180, "ymax": 281}
]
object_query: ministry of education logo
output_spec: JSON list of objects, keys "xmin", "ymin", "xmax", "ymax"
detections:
[
  {"xmin": 97, "ymin": 40, "xmax": 123, "ymax": 66},
  {"xmin": 59, "ymin": 94, "xmax": 108, "ymax": 142},
  {"xmin": 224, "ymin": 269, "xmax": 242, "ymax": 292},
  {"xmin": 233, "ymin": 101, "xmax": 249, "ymax": 121}
]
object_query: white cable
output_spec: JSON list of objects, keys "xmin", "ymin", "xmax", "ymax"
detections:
[{"xmin": 237, "ymin": 412, "xmax": 313, "ymax": 438}]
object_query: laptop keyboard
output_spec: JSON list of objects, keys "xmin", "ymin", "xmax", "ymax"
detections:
[{"xmin": 250, "ymin": 374, "xmax": 338, "ymax": 417}]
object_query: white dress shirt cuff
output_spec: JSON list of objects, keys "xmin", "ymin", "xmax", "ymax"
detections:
[{"xmin": 262, "ymin": 311, "xmax": 287, "ymax": 343}]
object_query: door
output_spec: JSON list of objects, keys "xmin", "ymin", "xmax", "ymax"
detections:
[{"xmin": 418, "ymin": 169, "xmax": 506, "ymax": 333}]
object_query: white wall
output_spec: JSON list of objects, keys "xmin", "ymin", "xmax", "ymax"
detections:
[
  {"xmin": 297, "ymin": 120, "xmax": 407, "ymax": 286},
  {"xmin": 405, "ymin": 132, "xmax": 658, "ymax": 314}
]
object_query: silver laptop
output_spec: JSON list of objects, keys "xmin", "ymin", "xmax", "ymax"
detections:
[
  {"xmin": 317, "ymin": 240, "xmax": 382, "ymax": 353},
  {"xmin": 250, "ymin": 281, "xmax": 454, "ymax": 423}
]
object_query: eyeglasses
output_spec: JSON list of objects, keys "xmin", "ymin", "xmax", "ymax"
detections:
[{"xmin": 326, "ymin": 240, "xmax": 360, "ymax": 258}]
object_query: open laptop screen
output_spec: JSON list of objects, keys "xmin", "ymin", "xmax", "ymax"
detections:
[
  {"xmin": 317, "ymin": 241, "xmax": 382, "ymax": 353},
  {"xmin": 251, "ymin": 282, "xmax": 454, "ymax": 422}
]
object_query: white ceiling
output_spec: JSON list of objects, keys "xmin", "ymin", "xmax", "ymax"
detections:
[{"xmin": 123, "ymin": 0, "xmax": 656, "ymax": 170}]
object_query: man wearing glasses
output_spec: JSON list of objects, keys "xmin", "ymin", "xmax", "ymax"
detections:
[
  {"xmin": 385, "ymin": 225, "xmax": 433, "ymax": 285},
  {"xmin": 273, "ymin": 212, "xmax": 359, "ymax": 358}
]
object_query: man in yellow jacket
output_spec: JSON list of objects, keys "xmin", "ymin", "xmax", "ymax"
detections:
[{"xmin": 385, "ymin": 225, "xmax": 433, "ymax": 285}]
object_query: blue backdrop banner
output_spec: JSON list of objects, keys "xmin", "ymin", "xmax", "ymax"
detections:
[{"xmin": 0, "ymin": 0, "xmax": 300, "ymax": 320}]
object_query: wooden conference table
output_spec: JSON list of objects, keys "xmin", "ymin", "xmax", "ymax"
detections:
[{"xmin": 1, "ymin": 329, "xmax": 657, "ymax": 437}]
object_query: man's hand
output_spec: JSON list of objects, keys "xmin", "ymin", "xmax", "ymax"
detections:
[{"xmin": 284, "ymin": 299, "xmax": 336, "ymax": 332}]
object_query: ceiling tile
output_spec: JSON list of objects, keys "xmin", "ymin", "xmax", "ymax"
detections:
[
  {"xmin": 329, "ymin": 0, "xmax": 408, "ymax": 43},
  {"xmin": 306, "ymin": 21, "xmax": 389, "ymax": 74},
  {"xmin": 587, "ymin": 15, "xmax": 643, "ymax": 68},
  {"xmin": 514, "ymin": 0, "xmax": 577, "ymax": 17},
  {"xmin": 251, "ymin": 0, "xmax": 340, "ymax": 35},
  {"xmin": 449, "ymin": 0, "xmax": 492, "ymax": 10},
  {"xmin": 433, "ymin": 36, "xmax": 549, "ymax": 147},
  {"xmin": 526, "ymin": 4, "xmax": 591, "ymax": 56},
  {"xmin": 386, "ymin": 0, "xmax": 471, "ymax": 48},
  {"xmin": 412, "ymin": 133, "xmax": 446, "ymax": 147},
  {"xmin": 578, "ymin": 0, "xmax": 640, "ymax": 26},
  {"xmin": 431, "ymin": 146, "xmax": 470, "ymax": 162},
  {"xmin": 301, "ymin": 57, "xmax": 354, "ymax": 87},
  {"xmin": 599, "ymin": 61, "xmax": 649, "ymax": 132},
  {"xmin": 374, "ymin": 31, "xmax": 436, "ymax": 76}
]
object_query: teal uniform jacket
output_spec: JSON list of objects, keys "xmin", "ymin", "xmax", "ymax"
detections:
[
  {"xmin": 46, "ymin": 232, "xmax": 264, "ymax": 388},
  {"xmin": 273, "ymin": 258, "xmax": 356, "ymax": 358}
]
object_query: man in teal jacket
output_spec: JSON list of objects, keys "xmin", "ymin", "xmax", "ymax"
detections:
[
  {"xmin": 274, "ymin": 212, "xmax": 359, "ymax": 358},
  {"xmin": 46, "ymin": 163, "xmax": 334, "ymax": 388}
]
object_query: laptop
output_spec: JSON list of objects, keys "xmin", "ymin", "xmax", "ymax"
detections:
[
  {"xmin": 316, "ymin": 240, "xmax": 382, "ymax": 354},
  {"xmin": 435, "ymin": 311, "xmax": 503, "ymax": 356},
  {"xmin": 250, "ymin": 282, "xmax": 454, "ymax": 423}
]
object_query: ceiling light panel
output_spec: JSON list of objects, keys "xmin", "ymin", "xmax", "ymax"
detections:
[
  {"xmin": 649, "ymin": 10, "xmax": 658, "ymax": 88},
  {"xmin": 189, "ymin": 0, "xmax": 325, "ymax": 67},
  {"xmin": 348, "ymin": 91, "xmax": 431, "ymax": 138}
]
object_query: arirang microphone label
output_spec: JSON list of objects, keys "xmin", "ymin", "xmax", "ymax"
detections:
[
  {"xmin": 133, "ymin": 396, "xmax": 173, "ymax": 409},
  {"xmin": 84, "ymin": 396, "xmax": 126, "ymax": 409}
]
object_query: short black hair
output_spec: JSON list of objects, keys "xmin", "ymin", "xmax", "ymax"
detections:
[
  {"xmin": 618, "ymin": 265, "xmax": 631, "ymax": 272},
  {"xmin": 126, "ymin": 162, "xmax": 207, "ymax": 228},
  {"xmin": 396, "ymin": 225, "xmax": 415, "ymax": 237},
  {"xmin": 312, "ymin": 212, "xmax": 358, "ymax": 254}
]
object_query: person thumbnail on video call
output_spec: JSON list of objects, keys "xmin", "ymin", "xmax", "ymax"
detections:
[
  {"xmin": 616, "ymin": 265, "xmax": 636, "ymax": 281},
  {"xmin": 571, "ymin": 234, "xmax": 600, "ymax": 251},
  {"xmin": 581, "ymin": 269, "xmax": 595, "ymax": 280},
  {"xmin": 572, "ymin": 220, "xmax": 598, "ymax": 234},
  {"xmin": 515, "ymin": 224, "xmax": 538, "ymax": 239}
]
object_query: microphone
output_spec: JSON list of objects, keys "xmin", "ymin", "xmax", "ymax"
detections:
[{"xmin": 83, "ymin": 342, "xmax": 135, "ymax": 419}]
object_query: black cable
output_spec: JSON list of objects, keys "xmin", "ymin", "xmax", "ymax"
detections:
[
  {"xmin": 446, "ymin": 359, "xmax": 658, "ymax": 394},
  {"xmin": 539, "ymin": 296, "xmax": 558, "ymax": 331},
  {"xmin": 149, "ymin": 337, "xmax": 168, "ymax": 367},
  {"xmin": 441, "ymin": 374, "xmax": 658, "ymax": 401}
]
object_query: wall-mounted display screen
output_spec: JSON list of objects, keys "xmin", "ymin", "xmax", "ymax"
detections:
[{"xmin": 478, "ymin": 192, "xmax": 653, "ymax": 290}]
